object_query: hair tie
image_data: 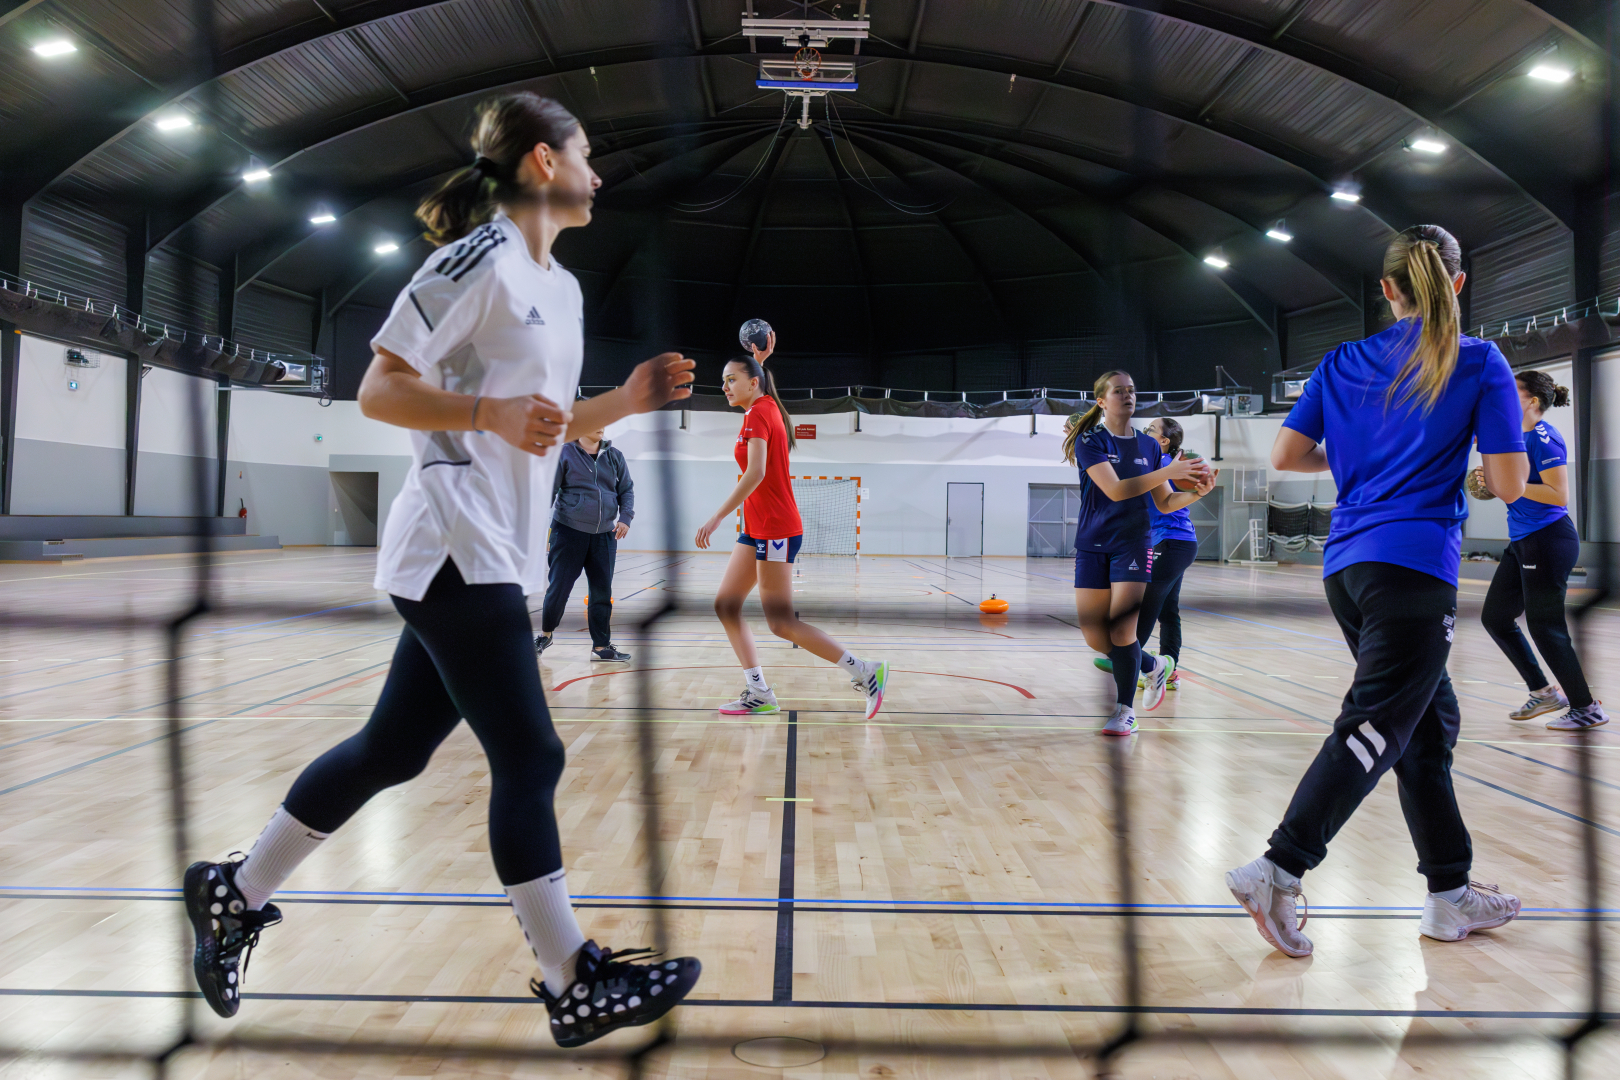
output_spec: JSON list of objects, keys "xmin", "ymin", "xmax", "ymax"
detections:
[{"xmin": 472, "ymin": 155, "xmax": 501, "ymax": 177}]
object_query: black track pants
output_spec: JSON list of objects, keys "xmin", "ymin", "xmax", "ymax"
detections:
[
  {"xmin": 541, "ymin": 522, "xmax": 617, "ymax": 648},
  {"xmin": 284, "ymin": 560, "xmax": 566, "ymax": 886},
  {"xmin": 1136, "ymin": 538, "xmax": 1197, "ymax": 662},
  {"xmin": 1480, "ymin": 516, "xmax": 1590, "ymax": 708},
  {"xmin": 1264, "ymin": 562, "xmax": 1472, "ymax": 894}
]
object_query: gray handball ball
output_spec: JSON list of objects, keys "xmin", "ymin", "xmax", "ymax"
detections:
[{"xmin": 739, "ymin": 318, "xmax": 772, "ymax": 351}]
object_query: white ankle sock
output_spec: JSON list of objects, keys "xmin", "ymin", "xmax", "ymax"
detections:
[
  {"xmin": 1433, "ymin": 884, "xmax": 1469, "ymax": 904},
  {"xmin": 1265, "ymin": 858, "xmax": 1301, "ymax": 890},
  {"xmin": 507, "ymin": 869, "xmax": 588, "ymax": 996},
  {"xmin": 744, "ymin": 666, "xmax": 769, "ymax": 693},
  {"xmin": 837, "ymin": 651, "xmax": 861, "ymax": 673},
  {"xmin": 236, "ymin": 806, "xmax": 330, "ymax": 910}
]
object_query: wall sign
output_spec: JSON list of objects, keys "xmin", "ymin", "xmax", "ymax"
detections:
[{"xmin": 794, "ymin": 424, "xmax": 816, "ymax": 439}]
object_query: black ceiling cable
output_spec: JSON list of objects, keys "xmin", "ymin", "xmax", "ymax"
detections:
[
  {"xmin": 823, "ymin": 94, "xmax": 951, "ymax": 215},
  {"xmin": 672, "ymin": 96, "xmax": 792, "ymax": 213}
]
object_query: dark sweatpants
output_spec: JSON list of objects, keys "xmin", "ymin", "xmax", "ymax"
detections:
[
  {"xmin": 1480, "ymin": 515, "xmax": 1590, "ymax": 708},
  {"xmin": 285, "ymin": 560, "xmax": 567, "ymax": 886},
  {"xmin": 1136, "ymin": 538, "xmax": 1198, "ymax": 662},
  {"xmin": 540, "ymin": 521, "xmax": 617, "ymax": 649},
  {"xmin": 1264, "ymin": 561, "xmax": 1472, "ymax": 894}
]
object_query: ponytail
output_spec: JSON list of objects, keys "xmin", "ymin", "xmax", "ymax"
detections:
[
  {"xmin": 416, "ymin": 92, "xmax": 580, "ymax": 246},
  {"xmin": 1063, "ymin": 369, "xmax": 1129, "ymax": 464},
  {"xmin": 1517, "ymin": 369, "xmax": 1569, "ymax": 412},
  {"xmin": 1382, "ymin": 224, "xmax": 1463, "ymax": 414},
  {"xmin": 731, "ymin": 354, "xmax": 796, "ymax": 449}
]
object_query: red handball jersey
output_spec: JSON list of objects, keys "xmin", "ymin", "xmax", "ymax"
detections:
[{"xmin": 735, "ymin": 396, "xmax": 803, "ymax": 540}]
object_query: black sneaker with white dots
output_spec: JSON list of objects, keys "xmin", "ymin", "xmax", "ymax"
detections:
[
  {"xmin": 531, "ymin": 939, "xmax": 701, "ymax": 1047},
  {"xmin": 183, "ymin": 857, "xmax": 282, "ymax": 1018}
]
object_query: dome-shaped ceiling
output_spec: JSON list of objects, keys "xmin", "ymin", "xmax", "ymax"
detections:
[{"xmin": 1, "ymin": 0, "xmax": 1608, "ymax": 395}]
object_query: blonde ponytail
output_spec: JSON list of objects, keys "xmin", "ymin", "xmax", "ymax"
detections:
[
  {"xmin": 1382, "ymin": 225, "xmax": 1463, "ymax": 414},
  {"xmin": 1062, "ymin": 369, "xmax": 1128, "ymax": 464}
]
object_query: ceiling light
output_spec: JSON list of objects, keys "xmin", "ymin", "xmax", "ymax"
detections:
[
  {"xmin": 1330, "ymin": 190, "xmax": 1361, "ymax": 203},
  {"xmin": 1528, "ymin": 64, "xmax": 1573, "ymax": 84},
  {"xmin": 1265, "ymin": 220, "xmax": 1293, "ymax": 242},
  {"xmin": 32, "ymin": 40, "xmax": 76, "ymax": 58},
  {"xmin": 309, "ymin": 213, "xmax": 336, "ymax": 225},
  {"xmin": 154, "ymin": 114, "xmax": 193, "ymax": 132},
  {"xmin": 374, "ymin": 241, "xmax": 399, "ymax": 255},
  {"xmin": 1203, "ymin": 253, "xmax": 1229, "ymax": 270},
  {"xmin": 1410, "ymin": 138, "xmax": 1447, "ymax": 154},
  {"xmin": 241, "ymin": 168, "xmax": 271, "ymax": 183}
]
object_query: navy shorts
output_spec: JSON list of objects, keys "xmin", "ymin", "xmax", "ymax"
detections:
[
  {"xmin": 738, "ymin": 533, "xmax": 803, "ymax": 563},
  {"xmin": 1074, "ymin": 544, "xmax": 1153, "ymax": 588}
]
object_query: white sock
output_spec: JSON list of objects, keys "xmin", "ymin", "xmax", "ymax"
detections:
[
  {"xmin": 507, "ymin": 869, "xmax": 588, "ymax": 996},
  {"xmin": 744, "ymin": 666, "xmax": 770, "ymax": 693},
  {"xmin": 1433, "ymin": 884, "xmax": 1469, "ymax": 904},
  {"xmin": 837, "ymin": 651, "xmax": 862, "ymax": 673},
  {"xmin": 235, "ymin": 806, "xmax": 330, "ymax": 910},
  {"xmin": 1265, "ymin": 858, "xmax": 1302, "ymax": 890}
]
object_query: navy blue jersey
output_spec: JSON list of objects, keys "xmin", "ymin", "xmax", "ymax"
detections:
[
  {"xmin": 1507, "ymin": 420, "xmax": 1569, "ymax": 540},
  {"xmin": 1283, "ymin": 321, "xmax": 1523, "ymax": 586},
  {"xmin": 1074, "ymin": 425, "xmax": 1161, "ymax": 553},
  {"xmin": 1149, "ymin": 451, "xmax": 1197, "ymax": 545}
]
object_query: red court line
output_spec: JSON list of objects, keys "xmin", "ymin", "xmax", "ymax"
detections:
[{"xmin": 550, "ymin": 665, "xmax": 1034, "ymax": 699}]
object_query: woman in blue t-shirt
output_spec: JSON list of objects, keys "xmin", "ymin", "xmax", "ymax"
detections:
[
  {"xmin": 1065, "ymin": 370, "xmax": 1213, "ymax": 735},
  {"xmin": 1477, "ymin": 371, "xmax": 1602, "ymax": 730},
  {"xmin": 1225, "ymin": 224, "xmax": 1530, "ymax": 960}
]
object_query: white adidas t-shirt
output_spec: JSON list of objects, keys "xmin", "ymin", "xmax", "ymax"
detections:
[{"xmin": 370, "ymin": 212, "xmax": 584, "ymax": 601}]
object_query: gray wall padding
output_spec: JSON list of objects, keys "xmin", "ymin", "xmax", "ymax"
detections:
[{"xmin": 8, "ymin": 439, "xmax": 124, "ymax": 515}]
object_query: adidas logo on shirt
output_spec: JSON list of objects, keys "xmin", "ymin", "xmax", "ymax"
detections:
[{"xmin": 525, "ymin": 306, "xmax": 545, "ymax": 325}]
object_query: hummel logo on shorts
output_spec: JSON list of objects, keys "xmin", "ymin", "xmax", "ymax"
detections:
[{"xmin": 525, "ymin": 306, "xmax": 545, "ymax": 325}]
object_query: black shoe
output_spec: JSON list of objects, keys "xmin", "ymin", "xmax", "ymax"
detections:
[
  {"xmin": 531, "ymin": 940, "xmax": 701, "ymax": 1047},
  {"xmin": 183, "ymin": 857, "xmax": 282, "ymax": 1018},
  {"xmin": 535, "ymin": 633, "xmax": 553, "ymax": 655},
  {"xmin": 591, "ymin": 645, "xmax": 630, "ymax": 662}
]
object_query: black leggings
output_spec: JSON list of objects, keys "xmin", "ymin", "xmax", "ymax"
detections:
[
  {"xmin": 1480, "ymin": 516, "xmax": 1590, "ymax": 709},
  {"xmin": 1136, "ymin": 538, "xmax": 1197, "ymax": 662},
  {"xmin": 1265, "ymin": 562, "xmax": 1471, "ymax": 894},
  {"xmin": 284, "ymin": 560, "xmax": 566, "ymax": 886}
]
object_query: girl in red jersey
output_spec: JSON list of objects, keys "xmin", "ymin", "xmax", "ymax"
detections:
[{"xmin": 696, "ymin": 339, "xmax": 889, "ymax": 719}]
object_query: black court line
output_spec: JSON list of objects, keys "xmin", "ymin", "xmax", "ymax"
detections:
[
  {"xmin": 1, "ymin": 987, "xmax": 1613, "ymax": 1021},
  {"xmin": 6, "ymin": 893, "xmax": 1613, "ymax": 922},
  {"xmin": 773, "ymin": 710, "xmax": 798, "ymax": 1003}
]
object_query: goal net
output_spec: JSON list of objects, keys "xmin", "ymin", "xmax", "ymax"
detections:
[{"xmin": 791, "ymin": 476, "xmax": 860, "ymax": 554}]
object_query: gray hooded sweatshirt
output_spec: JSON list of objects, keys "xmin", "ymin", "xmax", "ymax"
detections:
[{"xmin": 550, "ymin": 438, "xmax": 634, "ymax": 534}]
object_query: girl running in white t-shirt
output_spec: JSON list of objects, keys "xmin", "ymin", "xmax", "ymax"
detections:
[{"xmin": 182, "ymin": 92, "xmax": 701, "ymax": 1047}]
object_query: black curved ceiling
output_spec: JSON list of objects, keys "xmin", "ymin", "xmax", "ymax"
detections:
[{"xmin": 0, "ymin": 0, "xmax": 1609, "ymax": 392}]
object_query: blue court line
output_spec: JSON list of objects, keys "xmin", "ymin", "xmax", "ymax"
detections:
[
  {"xmin": 0, "ymin": 885, "xmax": 1609, "ymax": 915},
  {"xmin": 0, "ymin": 719, "xmax": 223, "ymax": 797},
  {"xmin": 0, "ymin": 720, "xmax": 100, "ymax": 751},
  {"xmin": 207, "ymin": 598, "xmax": 388, "ymax": 633}
]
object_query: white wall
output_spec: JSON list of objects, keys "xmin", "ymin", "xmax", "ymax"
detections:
[{"xmin": 10, "ymin": 334, "xmax": 126, "ymax": 514}]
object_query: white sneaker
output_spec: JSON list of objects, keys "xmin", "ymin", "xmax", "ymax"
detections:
[
  {"xmin": 850, "ymin": 659, "xmax": 889, "ymax": 720},
  {"xmin": 1510, "ymin": 686, "xmax": 1567, "ymax": 721},
  {"xmin": 1141, "ymin": 652, "xmax": 1175, "ymax": 711},
  {"xmin": 1419, "ymin": 881, "xmax": 1521, "ymax": 941},
  {"xmin": 1099, "ymin": 703, "xmax": 1136, "ymax": 736},
  {"xmin": 1225, "ymin": 856, "xmax": 1312, "ymax": 957},
  {"xmin": 1546, "ymin": 702, "xmax": 1609, "ymax": 730},
  {"xmin": 718, "ymin": 687, "xmax": 780, "ymax": 715}
]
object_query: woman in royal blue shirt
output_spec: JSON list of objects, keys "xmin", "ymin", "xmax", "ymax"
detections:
[
  {"xmin": 1478, "ymin": 371, "xmax": 1602, "ymax": 730},
  {"xmin": 1225, "ymin": 225, "xmax": 1530, "ymax": 960},
  {"xmin": 1065, "ymin": 371, "xmax": 1213, "ymax": 735}
]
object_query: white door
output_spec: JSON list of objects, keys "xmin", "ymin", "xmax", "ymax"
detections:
[{"xmin": 946, "ymin": 482, "xmax": 984, "ymax": 557}]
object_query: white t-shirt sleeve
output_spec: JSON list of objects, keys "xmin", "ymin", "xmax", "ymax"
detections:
[{"xmin": 372, "ymin": 262, "xmax": 496, "ymax": 376}]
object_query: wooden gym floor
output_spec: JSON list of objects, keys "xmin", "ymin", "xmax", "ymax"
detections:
[{"xmin": 1, "ymin": 547, "xmax": 1618, "ymax": 1079}]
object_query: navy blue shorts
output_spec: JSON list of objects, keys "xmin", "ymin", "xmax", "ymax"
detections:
[
  {"xmin": 738, "ymin": 533, "xmax": 803, "ymax": 563},
  {"xmin": 1074, "ymin": 544, "xmax": 1153, "ymax": 588}
]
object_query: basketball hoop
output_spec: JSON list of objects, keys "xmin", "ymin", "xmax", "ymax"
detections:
[{"xmin": 792, "ymin": 47, "xmax": 821, "ymax": 80}]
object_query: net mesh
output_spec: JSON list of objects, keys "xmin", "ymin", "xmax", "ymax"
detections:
[{"xmin": 790, "ymin": 477, "xmax": 859, "ymax": 554}]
